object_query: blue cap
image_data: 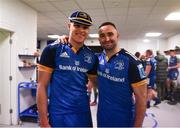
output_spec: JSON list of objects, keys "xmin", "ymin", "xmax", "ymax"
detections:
[{"xmin": 69, "ymin": 11, "xmax": 92, "ymax": 26}]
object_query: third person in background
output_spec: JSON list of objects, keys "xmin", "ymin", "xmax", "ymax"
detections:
[
  {"xmin": 135, "ymin": 51, "xmax": 141, "ymax": 59},
  {"xmin": 166, "ymin": 49, "xmax": 180, "ymax": 104},
  {"xmin": 145, "ymin": 49, "xmax": 161, "ymax": 108},
  {"xmin": 155, "ymin": 51, "xmax": 168, "ymax": 101}
]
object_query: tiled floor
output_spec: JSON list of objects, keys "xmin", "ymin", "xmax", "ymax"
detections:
[
  {"xmin": 91, "ymin": 100, "xmax": 180, "ymax": 127},
  {"xmin": 0, "ymin": 101, "xmax": 180, "ymax": 127},
  {"xmin": 144, "ymin": 100, "xmax": 180, "ymax": 127}
]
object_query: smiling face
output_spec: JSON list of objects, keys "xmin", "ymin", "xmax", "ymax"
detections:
[
  {"xmin": 98, "ymin": 24, "xmax": 119, "ymax": 51},
  {"xmin": 68, "ymin": 22, "xmax": 90, "ymax": 46}
]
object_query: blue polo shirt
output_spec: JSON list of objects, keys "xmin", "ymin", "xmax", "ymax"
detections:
[
  {"xmin": 97, "ymin": 49, "xmax": 147, "ymax": 127},
  {"xmin": 38, "ymin": 42, "xmax": 98, "ymax": 115}
]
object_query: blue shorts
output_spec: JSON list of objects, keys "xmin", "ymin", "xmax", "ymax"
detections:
[
  {"xmin": 148, "ymin": 76, "xmax": 156, "ymax": 89},
  {"xmin": 49, "ymin": 111, "xmax": 92, "ymax": 127},
  {"xmin": 168, "ymin": 70, "xmax": 179, "ymax": 80}
]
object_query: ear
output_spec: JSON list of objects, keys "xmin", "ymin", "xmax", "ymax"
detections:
[
  {"xmin": 98, "ymin": 37, "xmax": 101, "ymax": 42},
  {"xmin": 67, "ymin": 23, "xmax": 71, "ymax": 30},
  {"xmin": 98, "ymin": 32, "xmax": 101, "ymax": 42},
  {"xmin": 117, "ymin": 32, "xmax": 120, "ymax": 39}
]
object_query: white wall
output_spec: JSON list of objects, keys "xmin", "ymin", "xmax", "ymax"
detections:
[
  {"xmin": 85, "ymin": 38, "xmax": 168, "ymax": 55},
  {"xmin": 85, "ymin": 38, "xmax": 100, "ymax": 46},
  {"xmin": 0, "ymin": 0, "xmax": 37, "ymax": 125},
  {"xmin": 121, "ymin": 39, "xmax": 157, "ymax": 55},
  {"xmin": 123, "ymin": 39, "xmax": 168, "ymax": 55},
  {"xmin": 0, "ymin": 30, "xmax": 11, "ymax": 125},
  {"xmin": 168, "ymin": 33, "xmax": 180, "ymax": 49},
  {"xmin": 39, "ymin": 40, "xmax": 47, "ymax": 54}
]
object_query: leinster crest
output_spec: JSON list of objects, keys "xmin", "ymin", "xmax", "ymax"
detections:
[
  {"xmin": 84, "ymin": 54, "xmax": 92, "ymax": 63},
  {"xmin": 114, "ymin": 60, "xmax": 124, "ymax": 70}
]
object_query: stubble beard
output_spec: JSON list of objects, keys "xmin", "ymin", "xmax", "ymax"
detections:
[{"xmin": 102, "ymin": 42, "xmax": 117, "ymax": 52}]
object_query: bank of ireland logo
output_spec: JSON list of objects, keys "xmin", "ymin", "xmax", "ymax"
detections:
[
  {"xmin": 75, "ymin": 60, "xmax": 80, "ymax": 66},
  {"xmin": 114, "ymin": 60, "xmax": 124, "ymax": 70},
  {"xmin": 105, "ymin": 68, "xmax": 110, "ymax": 74},
  {"xmin": 84, "ymin": 54, "xmax": 92, "ymax": 63}
]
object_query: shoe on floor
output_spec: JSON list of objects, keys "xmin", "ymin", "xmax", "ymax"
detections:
[
  {"xmin": 167, "ymin": 98, "xmax": 177, "ymax": 105},
  {"xmin": 147, "ymin": 101, "xmax": 150, "ymax": 109},
  {"xmin": 167, "ymin": 100, "xmax": 177, "ymax": 105},
  {"xmin": 154, "ymin": 99, "xmax": 161, "ymax": 106},
  {"xmin": 164, "ymin": 95, "xmax": 172, "ymax": 101}
]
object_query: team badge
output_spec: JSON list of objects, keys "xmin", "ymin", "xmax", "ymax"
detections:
[
  {"xmin": 114, "ymin": 60, "xmax": 124, "ymax": 70},
  {"xmin": 84, "ymin": 54, "xmax": 92, "ymax": 63}
]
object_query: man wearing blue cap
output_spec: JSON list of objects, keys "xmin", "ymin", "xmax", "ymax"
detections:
[{"xmin": 37, "ymin": 11, "xmax": 98, "ymax": 127}]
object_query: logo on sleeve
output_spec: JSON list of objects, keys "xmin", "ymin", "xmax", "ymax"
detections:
[{"xmin": 137, "ymin": 64, "xmax": 146, "ymax": 79}]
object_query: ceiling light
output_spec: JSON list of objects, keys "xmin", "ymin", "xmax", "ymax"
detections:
[
  {"xmin": 48, "ymin": 34, "xmax": 60, "ymax": 39},
  {"xmin": 89, "ymin": 34, "xmax": 99, "ymax": 38},
  {"xmin": 165, "ymin": 12, "xmax": 180, "ymax": 20},
  {"xmin": 143, "ymin": 39, "xmax": 150, "ymax": 42},
  {"xmin": 145, "ymin": 32, "xmax": 162, "ymax": 37}
]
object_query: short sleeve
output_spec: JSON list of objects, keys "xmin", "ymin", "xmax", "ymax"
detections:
[
  {"xmin": 38, "ymin": 44, "xmax": 57, "ymax": 73},
  {"xmin": 129, "ymin": 59, "xmax": 147, "ymax": 87}
]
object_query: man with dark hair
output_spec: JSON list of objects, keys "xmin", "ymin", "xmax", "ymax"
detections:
[
  {"xmin": 97, "ymin": 22, "xmax": 147, "ymax": 127},
  {"xmin": 37, "ymin": 11, "xmax": 98, "ymax": 127},
  {"xmin": 135, "ymin": 52, "xmax": 141, "ymax": 59}
]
